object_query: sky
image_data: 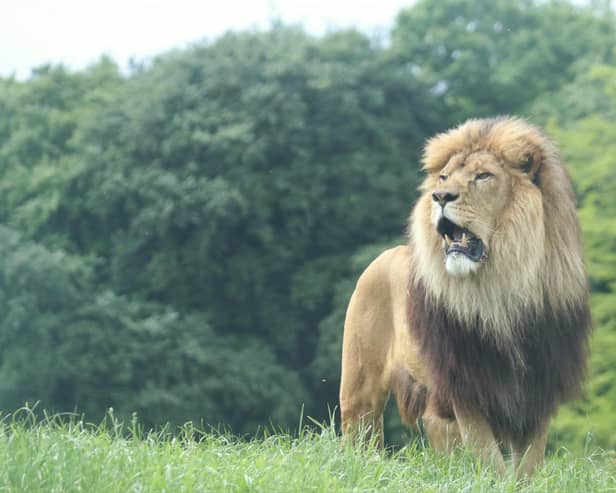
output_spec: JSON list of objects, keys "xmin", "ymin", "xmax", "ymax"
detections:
[{"xmin": 0, "ymin": 0, "xmax": 415, "ymax": 79}]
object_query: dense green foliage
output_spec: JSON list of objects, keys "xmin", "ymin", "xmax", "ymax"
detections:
[
  {"xmin": 0, "ymin": 412, "xmax": 614, "ymax": 492},
  {"xmin": 0, "ymin": 0, "xmax": 615, "ymax": 451}
]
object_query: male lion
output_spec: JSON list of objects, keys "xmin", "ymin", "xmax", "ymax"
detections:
[{"xmin": 339, "ymin": 117, "xmax": 591, "ymax": 476}]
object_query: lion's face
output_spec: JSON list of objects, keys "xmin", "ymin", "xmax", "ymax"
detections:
[
  {"xmin": 427, "ymin": 151, "xmax": 513, "ymax": 276},
  {"xmin": 409, "ymin": 116, "xmax": 587, "ymax": 342}
]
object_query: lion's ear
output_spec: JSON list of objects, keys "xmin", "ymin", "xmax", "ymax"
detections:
[{"xmin": 520, "ymin": 153, "xmax": 542, "ymax": 187}]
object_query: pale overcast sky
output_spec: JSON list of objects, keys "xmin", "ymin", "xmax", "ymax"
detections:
[{"xmin": 0, "ymin": 0, "xmax": 415, "ymax": 79}]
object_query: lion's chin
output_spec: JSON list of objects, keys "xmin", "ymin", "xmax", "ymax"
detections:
[{"xmin": 444, "ymin": 252, "xmax": 481, "ymax": 276}]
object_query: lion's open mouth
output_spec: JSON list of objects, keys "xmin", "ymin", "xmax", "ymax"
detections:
[{"xmin": 437, "ymin": 217, "xmax": 486, "ymax": 262}]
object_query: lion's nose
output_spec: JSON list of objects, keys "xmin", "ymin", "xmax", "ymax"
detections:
[{"xmin": 432, "ymin": 191, "xmax": 459, "ymax": 206}]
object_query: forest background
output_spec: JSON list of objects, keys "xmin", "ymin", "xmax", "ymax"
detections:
[{"xmin": 0, "ymin": 0, "xmax": 615, "ymax": 451}]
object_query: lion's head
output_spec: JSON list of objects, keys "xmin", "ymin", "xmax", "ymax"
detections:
[{"xmin": 409, "ymin": 117, "xmax": 588, "ymax": 342}]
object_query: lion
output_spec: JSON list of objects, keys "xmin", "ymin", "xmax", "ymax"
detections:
[{"xmin": 339, "ymin": 117, "xmax": 591, "ymax": 476}]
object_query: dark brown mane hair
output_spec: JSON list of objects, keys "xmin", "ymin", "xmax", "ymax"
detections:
[{"xmin": 407, "ymin": 276, "xmax": 591, "ymax": 441}]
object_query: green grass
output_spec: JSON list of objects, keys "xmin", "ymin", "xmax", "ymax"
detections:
[{"xmin": 0, "ymin": 410, "xmax": 613, "ymax": 492}]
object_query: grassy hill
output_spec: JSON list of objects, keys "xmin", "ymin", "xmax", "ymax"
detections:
[{"xmin": 0, "ymin": 412, "xmax": 613, "ymax": 493}]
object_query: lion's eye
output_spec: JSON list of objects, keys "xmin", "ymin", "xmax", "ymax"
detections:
[
  {"xmin": 439, "ymin": 174, "xmax": 448, "ymax": 182},
  {"xmin": 475, "ymin": 172, "xmax": 493, "ymax": 181}
]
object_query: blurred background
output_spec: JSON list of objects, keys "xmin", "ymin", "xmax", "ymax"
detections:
[{"xmin": 0, "ymin": 0, "xmax": 614, "ymax": 451}]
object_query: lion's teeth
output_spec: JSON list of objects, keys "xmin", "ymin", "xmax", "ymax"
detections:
[
  {"xmin": 444, "ymin": 234, "xmax": 452, "ymax": 246},
  {"xmin": 461, "ymin": 232, "xmax": 468, "ymax": 247}
]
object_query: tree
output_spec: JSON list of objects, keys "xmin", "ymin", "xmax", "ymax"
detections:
[
  {"xmin": 0, "ymin": 226, "xmax": 305, "ymax": 431},
  {"xmin": 546, "ymin": 62, "xmax": 616, "ymax": 450},
  {"xmin": 0, "ymin": 58, "xmax": 124, "ymax": 245},
  {"xmin": 391, "ymin": 0, "xmax": 616, "ymax": 119},
  {"xmin": 44, "ymin": 27, "xmax": 442, "ymax": 423}
]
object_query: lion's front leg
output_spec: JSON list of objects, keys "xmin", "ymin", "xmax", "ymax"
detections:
[
  {"xmin": 339, "ymin": 250, "xmax": 400, "ymax": 448},
  {"xmin": 510, "ymin": 419, "xmax": 549, "ymax": 477},
  {"xmin": 339, "ymin": 372, "xmax": 389, "ymax": 447},
  {"xmin": 422, "ymin": 396, "xmax": 460, "ymax": 453},
  {"xmin": 453, "ymin": 404, "xmax": 506, "ymax": 475},
  {"xmin": 339, "ymin": 334, "xmax": 390, "ymax": 447}
]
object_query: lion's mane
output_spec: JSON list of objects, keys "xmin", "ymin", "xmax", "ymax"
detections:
[{"xmin": 407, "ymin": 117, "xmax": 591, "ymax": 440}]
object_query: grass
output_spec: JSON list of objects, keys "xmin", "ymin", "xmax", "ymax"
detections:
[{"xmin": 0, "ymin": 410, "xmax": 614, "ymax": 492}]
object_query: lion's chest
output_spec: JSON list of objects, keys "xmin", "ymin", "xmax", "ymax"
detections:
[{"xmin": 408, "ymin": 281, "xmax": 590, "ymax": 440}]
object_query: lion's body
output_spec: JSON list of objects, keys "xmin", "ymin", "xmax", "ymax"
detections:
[{"xmin": 339, "ymin": 117, "xmax": 591, "ymax": 476}]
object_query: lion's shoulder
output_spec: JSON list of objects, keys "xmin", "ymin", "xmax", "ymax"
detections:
[
  {"xmin": 344, "ymin": 245, "xmax": 410, "ymax": 340},
  {"xmin": 354, "ymin": 245, "xmax": 409, "ymax": 295}
]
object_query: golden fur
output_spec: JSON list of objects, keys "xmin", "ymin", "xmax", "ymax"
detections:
[
  {"xmin": 339, "ymin": 117, "xmax": 590, "ymax": 476},
  {"xmin": 413, "ymin": 117, "xmax": 586, "ymax": 344}
]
